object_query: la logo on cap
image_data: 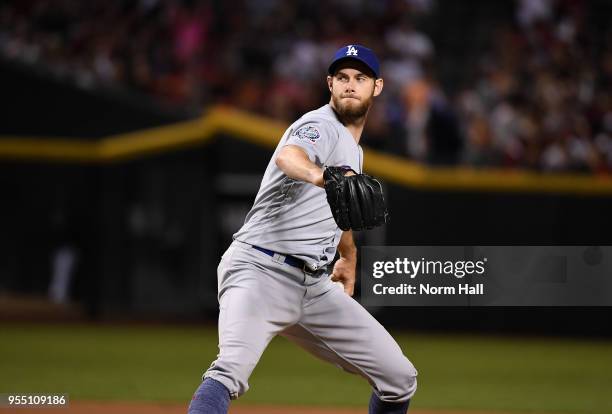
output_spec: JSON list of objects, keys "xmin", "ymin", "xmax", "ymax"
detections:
[{"xmin": 346, "ymin": 45, "xmax": 358, "ymax": 56}]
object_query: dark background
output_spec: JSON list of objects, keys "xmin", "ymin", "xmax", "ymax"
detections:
[
  {"xmin": 2, "ymin": 62, "xmax": 611, "ymax": 337},
  {"xmin": 1, "ymin": 0, "xmax": 612, "ymax": 338}
]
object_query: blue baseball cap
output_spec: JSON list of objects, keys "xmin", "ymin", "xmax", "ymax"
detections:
[{"xmin": 328, "ymin": 44, "xmax": 380, "ymax": 78}]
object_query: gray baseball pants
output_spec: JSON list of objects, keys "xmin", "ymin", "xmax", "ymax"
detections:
[{"xmin": 203, "ymin": 240, "xmax": 417, "ymax": 402}]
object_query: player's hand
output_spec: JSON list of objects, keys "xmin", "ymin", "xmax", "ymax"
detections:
[{"xmin": 331, "ymin": 257, "xmax": 356, "ymax": 296}]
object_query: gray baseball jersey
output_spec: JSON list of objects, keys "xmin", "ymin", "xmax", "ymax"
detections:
[{"xmin": 233, "ymin": 104, "xmax": 363, "ymax": 270}]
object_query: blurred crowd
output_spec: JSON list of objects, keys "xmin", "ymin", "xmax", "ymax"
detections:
[
  {"xmin": 1, "ymin": 0, "xmax": 611, "ymax": 173},
  {"xmin": 459, "ymin": 0, "xmax": 612, "ymax": 172}
]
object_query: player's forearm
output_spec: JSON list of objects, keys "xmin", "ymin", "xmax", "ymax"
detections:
[
  {"xmin": 337, "ymin": 230, "xmax": 357, "ymax": 262},
  {"xmin": 276, "ymin": 145, "xmax": 324, "ymax": 187}
]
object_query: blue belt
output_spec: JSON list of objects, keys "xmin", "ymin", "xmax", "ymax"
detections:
[{"xmin": 252, "ymin": 245, "xmax": 310, "ymax": 271}]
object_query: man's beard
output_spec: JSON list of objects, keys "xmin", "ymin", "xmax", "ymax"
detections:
[{"xmin": 332, "ymin": 93, "xmax": 373, "ymax": 124}]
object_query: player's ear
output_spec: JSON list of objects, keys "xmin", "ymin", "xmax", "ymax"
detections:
[
  {"xmin": 373, "ymin": 78, "xmax": 383, "ymax": 97},
  {"xmin": 327, "ymin": 75, "xmax": 333, "ymax": 92}
]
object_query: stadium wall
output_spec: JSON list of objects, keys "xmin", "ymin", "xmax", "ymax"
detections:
[{"xmin": 1, "ymin": 64, "xmax": 611, "ymax": 335}]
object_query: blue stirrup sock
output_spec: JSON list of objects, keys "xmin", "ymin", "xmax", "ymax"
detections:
[
  {"xmin": 187, "ymin": 378, "xmax": 230, "ymax": 414},
  {"xmin": 187, "ymin": 378, "xmax": 410, "ymax": 414},
  {"xmin": 369, "ymin": 392, "xmax": 410, "ymax": 414}
]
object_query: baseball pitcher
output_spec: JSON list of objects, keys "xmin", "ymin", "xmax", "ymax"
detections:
[{"xmin": 188, "ymin": 44, "xmax": 417, "ymax": 414}]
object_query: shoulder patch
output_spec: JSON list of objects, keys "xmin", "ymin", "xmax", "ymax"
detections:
[{"xmin": 293, "ymin": 125, "xmax": 320, "ymax": 144}]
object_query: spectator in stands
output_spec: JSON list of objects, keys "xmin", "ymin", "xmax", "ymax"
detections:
[{"xmin": 1, "ymin": 0, "xmax": 610, "ymax": 173}]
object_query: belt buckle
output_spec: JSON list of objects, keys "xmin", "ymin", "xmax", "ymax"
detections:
[
  {"xmin": 302, "ymin": 262, "xmax": 318, "ymax": 275},
  {"xmin": 272, "ymin": 252, "xmax": 286, "ymax": 264}
]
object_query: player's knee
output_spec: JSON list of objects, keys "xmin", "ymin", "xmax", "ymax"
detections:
[
  {"xmin": 380, "ymin": 358, "xmax": 418, "ymax": 402},
  {"xmin": 402, "ymin": 368, "xmax": 418, "ymax": 400},
  {"xmin": 397, "ymin": 359, "xmax": 418, "ymax": 401}
]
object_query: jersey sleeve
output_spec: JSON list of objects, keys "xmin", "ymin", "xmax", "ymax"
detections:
[{"xmin": 283, "ymin": 120, "xmax": 337, "ymax": 166}]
